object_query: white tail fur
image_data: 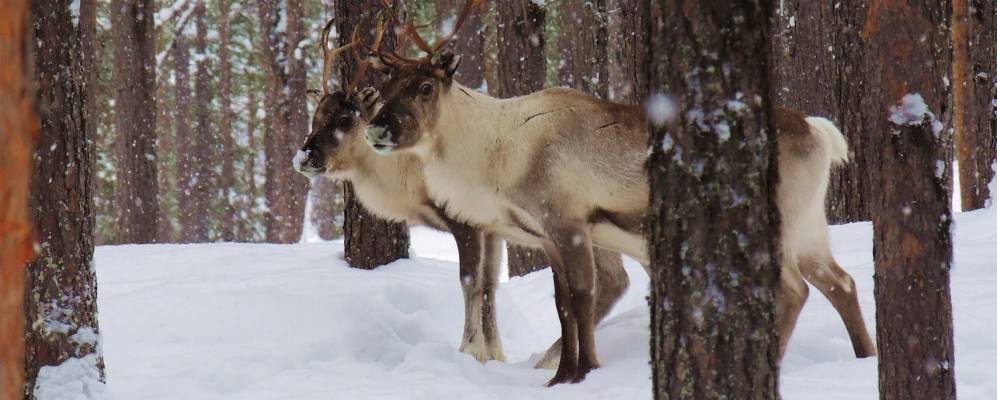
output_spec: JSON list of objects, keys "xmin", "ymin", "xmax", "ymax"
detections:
[{"xmin": 805, "ymin": 117, "xmax": 849, "ymax": 165}]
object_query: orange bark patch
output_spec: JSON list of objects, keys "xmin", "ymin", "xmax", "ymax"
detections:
[{"xmin": 901, "ymin": 233, "xmax": 924, "ymax": 258}]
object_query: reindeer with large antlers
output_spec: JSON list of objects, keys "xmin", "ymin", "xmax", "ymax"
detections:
[
  {"xmin": 293, "ymin": 15, "xmax": 632, "ymax": 367},
  {"xmin": 362, "ymin": 0, "xmax": 877, "ymax": 386}
]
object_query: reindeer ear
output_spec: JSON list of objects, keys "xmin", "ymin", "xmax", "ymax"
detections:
[
  {"xmin": 306, "ymin": 89, "xmax": 324, "ymax": 103},
  {"xmin": 367, "ymin": 56, "xmax": 393, "ymax": 75},
  {"xmin": 433, "ymin": 50, "xmax": 461, "ymax": 79},
  {"xmin": 355, "ymin": 87, "xmax": 381, "ymax": 118}
]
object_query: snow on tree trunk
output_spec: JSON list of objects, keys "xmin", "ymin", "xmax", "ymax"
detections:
[
  {"xmin": 953, "ymin": 0, "xmax": 997, "ymax": 211},
  {"xmin": 335, "ymin": 0, "xmax": 410, "ymax": 269},
  {"xmin": 24, "ymin": 0, "xmax": 107, "ymax": 398},
  {"xmin": 111, "ymin": 0, "xmax": 159, "ymax": 244},
  {"xmin": 436, "ymin": 0, "xmax": 486, "ymax": 89},
  {"xmin": 606, "ymin": 0, "xmax": 650, "ymax": 105},
  {"xmin": 0, "ymin": 2, "xmax": 35, "ymax": 397},
  {"xmin": 258, "ymin": 0, "xmax": 310, "ymax": 244},
  {"xmin": 647, "ymin": 1, "xmax": 781, "ymax": 398},
  {"xmin": 864, "ymin": 2, "xmax": 958, "ymax": 399},
  {"xmin": 557, "ymin": 0, "xmax": 608, "ymax": 99},
  {"xmin": 495, "ymin": 0, "xmax": 550, "ymax": 277}
]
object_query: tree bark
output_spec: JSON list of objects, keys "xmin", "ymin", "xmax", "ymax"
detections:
[
  {"xmin": 557, "ymin": 0, "xmax": 608, "ymax": 98},
  {"xmin": 191, "ymin": 0, "xmax": 212, "ymax": 242},
  {"xmin": 334, "ymin": 0, "xmax": 411, "ymax": 269},
  {"xmin": 111, "ymin": 0, "xmax": 159, "ymax": 244},
  {"xmin": 24, "ymin": 0, "xmax": 106, "ymax": 397},
  {"xmin": 647, "ymin": 1, "xmax": 781, "ymax": 399},
  {"xmin": 218, "ymin": 0, "xmax": 237, "ymax": 240},
  {"xmin": 495, "ymin": 0, "xmax": 550, "ymax": 277},
  {"xmin": 173, "ymin": 31, "xmax": 197, "ymax": 243},
  {"xmin": 606, "ymin": 0, "xmax": 650, "ymax": 105},
  {"xmin": 0, "ymin": 2, "xmax": 35, "ymax": 398},
  {"xmin": 953, "ymin": 0, "xmax": 997, "ymax": 210},
  {"xmin": 436, "ymin": 0, "xmax": 486, "ymax": 89},
  {"xmin": 864, "ymin": 1, "xmax": 958, "ymax": 399}
]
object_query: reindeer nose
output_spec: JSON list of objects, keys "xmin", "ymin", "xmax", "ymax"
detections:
[
  {"xmin": 365, "ymin": 125, "xmax": 395, "ymax": 151},
  {"xmin": 293, "ymin": 147, "xmax": 325, "ymax": 177}
]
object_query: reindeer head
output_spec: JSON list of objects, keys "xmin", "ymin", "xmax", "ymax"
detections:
[
  {"xmin": 295, "ymin": 18, "xmax": 385, "ymax": 179},
  {"xmin": 363, "ymin": 0, "xmax": 479, "ymax": 155}
]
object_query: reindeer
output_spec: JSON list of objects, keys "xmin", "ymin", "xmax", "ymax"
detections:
[
  {"xmin": 292, "ymin": 16, "xmax": 631, "ymax": 367},
  {"xmin": 361, "ymin": 2, "xmax": 877, "ymax": 385}
]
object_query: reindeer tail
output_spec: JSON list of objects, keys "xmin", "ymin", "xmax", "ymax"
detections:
[{"xmin": 804, "ymin": 117, "xmax": 849, "ymax": 166}]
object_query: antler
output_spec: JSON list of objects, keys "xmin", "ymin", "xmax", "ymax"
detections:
[
  {"xmin": 320, "ymin": 18, "xmax": 358, "ymax": 95},
  {"xmin": 346, "ymin": 13, "xmax": 387, "ymax": 94},
  {"xmin": 375, "ymin": 0, "xmax": 483, "ymax": 63}
]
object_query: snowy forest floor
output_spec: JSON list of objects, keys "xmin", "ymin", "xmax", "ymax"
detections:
[{"xmin": 94, "ymin": 208, "xmax": 997, "ymax": 400}]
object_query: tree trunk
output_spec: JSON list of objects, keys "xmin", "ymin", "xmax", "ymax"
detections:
[
  {"xmin": 241, "ymin": 89, "xmax": 261, "ymax": 242},
  {"xmin": 173, "ymin": 31, "xmax": 196, "ymax": 243},
  {"xmin": 191, "ymin": 0, "xmax": 212, "ymax": 242},
  {"xmin": 24, "ymin": 0, "xmax": 106, "ymax": 397},
  {"xmin": 111, "ymin": 0, "xmax": 158, "ymax": 244},
  {"xmin": 606, "ymin": 0, "xmax": 650, "ymax": 105},
  {"xmin": 334, "ymin": 0, "xmax": 411, "ymax": 269},
  {"xmin": 436, "ymin": 0, "xmax": 486, "ymax": 89},
  {"xmin": 495, "ymin": 0, "xmax": 550, "ymax": 277},
  {"xmin": 647, "ymin": 1, "xmax": 781, "ymax": 399},
  {"xmin": 953, "ymin": 0, "xmax": 997, "ymax": 210},
  {"xmin": 311, "ymin": 177, "xmax": 340, "ymax": 240},
  {"xmin": 0, "ymin": 2, "xmax": 35, "ymax": 397},
  {"xmin": 864, "ymin": 1, "xmax": 958, "ymax": 399},
  {"xmin": 258, "ymin": 0, "xmax": 310, "ymax": 244},
  {"xmin": 218, "ymin": 0, "xmax": 237, "ymax": 240},
  {"xmin": 557, "ymin": 0, "xmax": 608, "ymax": 98}
]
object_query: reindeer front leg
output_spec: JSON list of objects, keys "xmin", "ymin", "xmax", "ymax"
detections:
[
  {"xmin": 444, "ymin": 219, "xmax": 492, "ymax": 362},
  {"xmin": 480, "ymin": 232, "xmax": 505, "ymax": 361},
  {"xmin": 543, "ymin": 223, "xmax": 599, "ymax": 385}
]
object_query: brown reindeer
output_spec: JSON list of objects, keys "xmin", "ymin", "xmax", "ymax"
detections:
[
  {"xmin": 362, "ymin": 12, "xmax": 876, "ymax": 384},
  {"xmin": 293, "ymin": 16, "xmax": 631, "ymax": 366}
]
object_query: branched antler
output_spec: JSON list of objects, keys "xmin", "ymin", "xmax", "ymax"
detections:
[
  {"xmin": 375, "ymin": 0, "xmax": 483, "ymax": 64},
  {"xmin": 320, "ymin": 18, "xmax": 358, "ymax": 95}
]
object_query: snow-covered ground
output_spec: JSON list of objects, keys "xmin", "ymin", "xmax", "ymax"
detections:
[{"xmin": 95, "ymin": 208, "xmax": 997, "ymax": 399}]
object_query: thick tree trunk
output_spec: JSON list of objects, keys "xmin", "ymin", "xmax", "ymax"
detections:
[
  {"xmin": 953, "ymin": 0, "xmax": 997, "ymax": 210},
  {"xmin": 648, "ymin": 1, "xmax": 781, "ymax": 399},
  {"xmin": 495, "ymin": 0, "xmax": 550, "ymax": 277},
  {"xmin": 173, "ymin": 32, "xmax": 196, "ymax": 243},
  {"xmin": 218, "ymin": 0, "xmax": 236, "ymax": 240},
  {"xmin": 557, "ymin": 0, "xmax": 608, "ymax": 98},
  {"xmin": 191, "ymin": 0, "xmax": 212, "ymax": 242},
  {"xmin": 0, "ymin": 2, "xmax": 35, "ymax": 397},
  {"xmin": 607, "ymin": 0, "xmax": 650, "ymax": 105},
  {"xmin": 334, "ymin": 0, "xmax": 410, "ymax": 268},
  {"xmin": 436, "ymin": 0, "xmax": 486, "ymax": 89},
  {"xmin": 24, "ymin": 0, "xmax": 105, "ymax": 397},
  {"xmin": 865, "ymin": 2, "xmax": 958, "ymax": 399},
  {"xmin": 258, "ymin": 0, "xmax": 310, "ymax": 244},
  {"xmin": 111, "ymin": 0, "xmax": 158, "ymax": 244}
]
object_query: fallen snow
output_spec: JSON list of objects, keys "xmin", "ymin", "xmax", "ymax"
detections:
[
  {"xmin": 888, "ymin": 93, "xmax": 944, "ymax": 135},
  {"xmin": 34, "ymin": 354, "xmax": 108, "ymax": 400},
  {"xmin": 94, "ymin": 210, "xmax": 997, "ymax": 399}
]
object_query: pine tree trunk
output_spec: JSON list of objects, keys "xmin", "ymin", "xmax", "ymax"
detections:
[
  {"xmin": 174, "ymin": 32, "xmax": 196, "ymax": 243},
  {"xmin": 311, "ymin": 177, "xmax": 339, "ymax": 240},
  {"xmin": 191, "ymin": 0, "xmax": 212, "ymax": 242},
  {"xmin": 24, "ymin": 1, "xmax": 106, "ymax": 397},
  {"xmin": 0, "ymin": 2, "xmax": 35, "ymax": 397},
  {"xmin": 111, "ymin": 0, "xmax": 159, "ymax": 243},
  {"xmin": 495, "ymin": 0, "xmax": 550, "ymax": 277},
  {"xmin": 864, "ymin": 2, "xmax": 958, "ymax": 399},
  {"xmin": 557, "ymin": 0, "xmax": 608, "ymax": 98},
  {"xmin": 953, "ymin": 0, "xmax": 997, "ymax": 210},
  {"xmin": 335, "ymin": 0, "xmax": 410, "ymax": 269},
  {"xmin": 436, "ymin": 0, "xmax": 486, "ymax": 89},
  {"xmin": 606, "ymin": 0, "xmax": 650, "ymax": 105},
  {"xmin": 218, "ymin": 0, "xmax": 237, "ymax": 240},
  {"xmin": 241, "ymin": 89, "xmax": 261, "ymax": 242},
  {"xmin": 648, "ymin": 1, "xmax": 780, "ymax": 398},
  {"xmin": 258, "ymin": 0, "xmax": 310, "ymax": 244}
]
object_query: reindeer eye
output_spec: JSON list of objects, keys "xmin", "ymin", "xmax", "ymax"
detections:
[
  {"xmin": 335, "ymin": 116, "xmax": 352, "ymax": 131},
  {"xmin": 419, "ymin": 82, "xmax": 433, "ymax": 96}
]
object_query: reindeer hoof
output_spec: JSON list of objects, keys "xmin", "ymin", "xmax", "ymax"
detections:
[
  {"xmin": 545, "ymin": 371, "xmax": 575, "ymax": 387},
  {"xmin": 572, "ymin": 360, "xmax": 599, "ymax": 383},
  {"xmin": 533, "ymin": 340, "xmax": 562, "ymax": 370}
]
